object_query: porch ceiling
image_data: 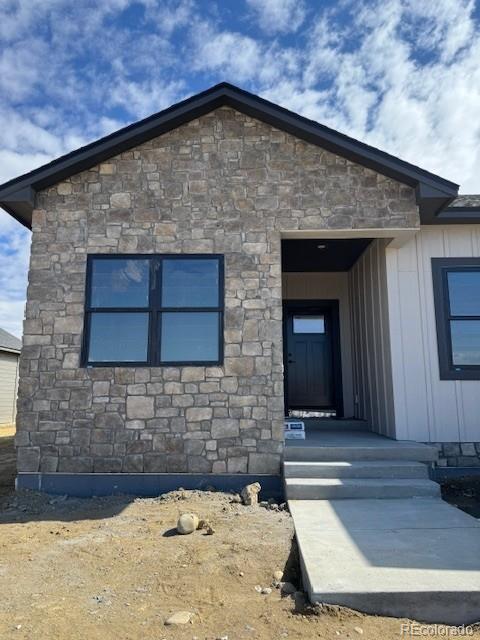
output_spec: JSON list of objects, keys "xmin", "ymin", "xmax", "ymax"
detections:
[{"xmin": 282, "ymin": 238, "xmax": 372, "ymax": 272}]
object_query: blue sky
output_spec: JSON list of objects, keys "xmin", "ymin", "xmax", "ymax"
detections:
[{"xmin": 1, "ymin": 0, "xmax": 480, "ymax": 337}]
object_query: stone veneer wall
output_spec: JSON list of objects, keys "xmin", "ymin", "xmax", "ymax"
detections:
[
  {"xmin": 15, "ymin": 106, "xmax": 419, "ymax": 476},
  {"xmin": 432, "ymin": 443, "xmax": 480, "ymax": 468}
]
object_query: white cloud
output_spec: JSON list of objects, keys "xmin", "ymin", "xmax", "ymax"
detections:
[
  {"xmin": 247, "ymin": 0, "xmax": 306, "ymax": 34},
  {"xmin": 262, "ymin": 0, "xmax": 480, "ymax": 192},
  {"xmin": 192, "ymin": 23, "xmax": 264, "ymax": 82},
  {"xmin": 109, "ymin": 78, "xmax": 185, "ymax": 119}
]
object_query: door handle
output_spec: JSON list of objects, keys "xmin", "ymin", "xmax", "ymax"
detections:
[{"xmin": 288, "ymin": 360, "xmax": 296, "ymax": 364}]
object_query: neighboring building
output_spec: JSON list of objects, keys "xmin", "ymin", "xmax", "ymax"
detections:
[
  {"xmin": 0, "ymin": 328, "xmax": 21, "ymax": 426},
  {"xmin": 0, "ymin": 83, "xmax": 479, "ymax": 493}
]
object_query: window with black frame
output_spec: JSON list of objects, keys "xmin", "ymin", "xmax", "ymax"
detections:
[
  {"xmin": 82, "ymin": 255, "xmax": 224, "ymax": 366},
  {"xmin": 432, "ymin": 258, "xmax": 480, "ymax": 380}
]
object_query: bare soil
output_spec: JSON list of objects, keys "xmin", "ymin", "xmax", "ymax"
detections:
[
  {"xmin": 442, "ymin": 477, "xmax": 480, "ymax": 518},
  {"xmin": 1, "ymin": 431, "xmax": 479, "ymax": 639}
]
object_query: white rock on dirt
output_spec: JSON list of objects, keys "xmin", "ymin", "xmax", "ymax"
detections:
[
  {"xmin": 164, "ymin": 610, "xmax": 192, "ymax": 625},
  {"xmin": 261, "ymin": 587, "xmax": 272, "ymax": 595},
  {"xmin": 240, "ymin": 482, "xmax": 261, "ymax": 506},
  {"xmin": 176, "ymin": 513, "xmax": 199, "ymax": 535},
  {"xmin": 273, "ymin": 570, "xmax": 284, "ymax": 582}
]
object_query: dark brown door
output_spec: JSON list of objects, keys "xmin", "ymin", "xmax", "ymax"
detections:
[{"xmin": 285, "ymin": 309, "xmax": 335, "ymax": 409}]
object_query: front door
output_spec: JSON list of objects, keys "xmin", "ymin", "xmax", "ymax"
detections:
[{"xmin": 284, "ymin": 303, "xmax": 341, "ymax": 412}]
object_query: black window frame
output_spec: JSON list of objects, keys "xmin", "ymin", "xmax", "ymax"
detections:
[
  {"xmin": 432, "ymin": 257, "xmax": 480, "ymax": 380},
  {"xmin": 82, "ymin": 254, "xmax": 224, "ymax": 367}
]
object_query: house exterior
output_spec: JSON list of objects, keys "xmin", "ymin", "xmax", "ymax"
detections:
[
  {"xmin": 0, "ymin": 328, "xmax": 21, "ymax": 426},
  {"xmin": 1, "ymin": 83, "xmax": 479, "ymax": 494}
]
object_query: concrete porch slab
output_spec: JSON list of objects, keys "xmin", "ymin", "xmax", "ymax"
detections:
[
  {"xmin": 284, "ymin": 429, "xmax": 438, "ymax": 462},
  {"xmin": 289, "ymin": 498, "xmax": 480, "ymax": 625}
]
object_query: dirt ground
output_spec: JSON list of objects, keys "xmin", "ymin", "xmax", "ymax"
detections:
[{"xmin": 1, "ymin": 430, "xmax": 479, "ymax": 640}]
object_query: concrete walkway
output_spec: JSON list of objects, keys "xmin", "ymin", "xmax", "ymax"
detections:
[
  {"xmin": 285, "ymin": 429, "xmax": 480, "ymax": 624},
  {"xmin": 289, "ymin": 498, "xmax": 480, "ymax": 624}
]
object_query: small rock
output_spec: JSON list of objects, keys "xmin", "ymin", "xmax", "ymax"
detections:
[
  {"xmin": 279, "ymin": 502, "xmax": 288, "ymax": 511},
  {"xmin": 197, "ymin": 519, "xmax": 215, "ymax": 534},
  {"xmin": 177, "ymin": 513, "xmax": 199, "ymax": 535},
  {"xmin": 239, "ymin": 571, "xmax": 244, "ymax": 577},
  {"xmin": 280, "ymin": 582, "xmax": 297, "ymax": 595},
  {"xmin": 48, "ymin": 494, "xmax": 67, "ymax": 505},
  {"xmin": 259, "ymin": 501, "xmax": 269, "ymax": 508},
  {"xmin": 164, "ymin": 611, "xmax": 192, "ymax": 625},
  {"xmin": 230, "ymin": 494, "xmax": 242, "ymax": 504},
  {"xmin": 216, "ymin": 636, "xmax": 228, "ymax": 640},
  {"xmin": 91, "ymin": 594, "xmax": 112, "ymax": 606},
  {"xmin": 241, "ymin": 482, "xmax": 261, "ymax": 506},
  {"xmin": 261, "ymin": 587, "xmax": 272, "ymax": 595},
  {"xmin": 273, "ymin": 570, "xmax": 284, "ymax": 582},
  {"xmin": 254, "ymin": 585, "xmax": 262, "ymax": 593},
  {"xmin": 354, "ymin": 627, "xmax": 364, "ymax": 635}
]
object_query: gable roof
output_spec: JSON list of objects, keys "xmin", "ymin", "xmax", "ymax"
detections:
[
  {"xmin": 0, "ymin": 328, "xmax": 22, "ymax": 354},
  {"xmin": 0, "ymin": 82, "xmax": 459, "ymax": 228}
]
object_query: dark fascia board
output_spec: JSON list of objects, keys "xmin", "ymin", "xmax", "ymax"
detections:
[
  {"xmin": 0, "ymin": 82, "xmax": 459, "ymax": 229},
  {"xmin": 431, "ymin": 206, "xmax": 480, "ymax": 224}
]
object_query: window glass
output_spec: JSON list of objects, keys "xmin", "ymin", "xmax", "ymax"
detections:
[
  {"xmin": 448, "ymin": 271, "xmax": 480, "ymax": 316},
  {"xmin": 91, "ymin": 259, "xmax": 150, "ymax": 308},
  {"xmin": 88, "ymin": 313, "xmax": 149, "ymax": 362},
  {"xmin": 160, "ymin": 312, "xmax": 219, "ymax": 362},
  {"xmin": 293, "ymin": 315, "xmax": 325, "ymax": 334},
  {"xmin": 162, "ymin": 259, "xmax": 219, "ymax": 307},
  {"xmin": 450, "ymin": 320, "xmax": 480, "ymax": 366}
]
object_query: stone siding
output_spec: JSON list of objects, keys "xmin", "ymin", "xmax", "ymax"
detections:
[
  {"xmin": 15, "ymin": 106, "xmax": 419, "ymax": 475},
  {"xmin": 433, "ymin": 443, "xmax": 480, "ymax": 468}
]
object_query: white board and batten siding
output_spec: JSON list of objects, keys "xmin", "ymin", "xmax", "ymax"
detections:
[
  {"xmin": 349, "ymin": 239, "xmax": 396, "ymax": 438},
  {"xmin": 386, "ymin": 225, "xmax": 480, "ymax": 443},
  {"xmin": 0, "ymin": 350, "xmax": 19, "ymax": 425}
]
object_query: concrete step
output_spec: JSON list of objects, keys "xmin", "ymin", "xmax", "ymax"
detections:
[
  {"xmin": 284, "ymin": 443, "xmax": 438, "ymax": 463},
  {"xmin": 284, "ymin": 460, "xmax": 429, "ymax": 479},
  {"xmin": 285, "ymin": 477, "xmax": 441, "ymax": 500},
  {"xmin": 299, "ymin": 419, "xmax": 370, "ymax": 432},
  {"xmin": 289, "ymin": 498, "xmax": 480, "ymax": 624}
]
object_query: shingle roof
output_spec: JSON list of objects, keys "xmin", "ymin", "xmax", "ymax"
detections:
[
  {"xmin": 450, "ymin": 195, "xmax": 480, "ymax": 208},
  {"xmin": 0, "ymin": 328, "xmax": 22, "ymax": 353}
]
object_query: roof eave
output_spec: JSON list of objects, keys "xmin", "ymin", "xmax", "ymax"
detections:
[
  {"xmin": 432, "ymin": 206, "xmax": 480, "ymax": 224},
  {"xmin": 0, "ymin": 346, "xmax": 21, "ymax": 355}
]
